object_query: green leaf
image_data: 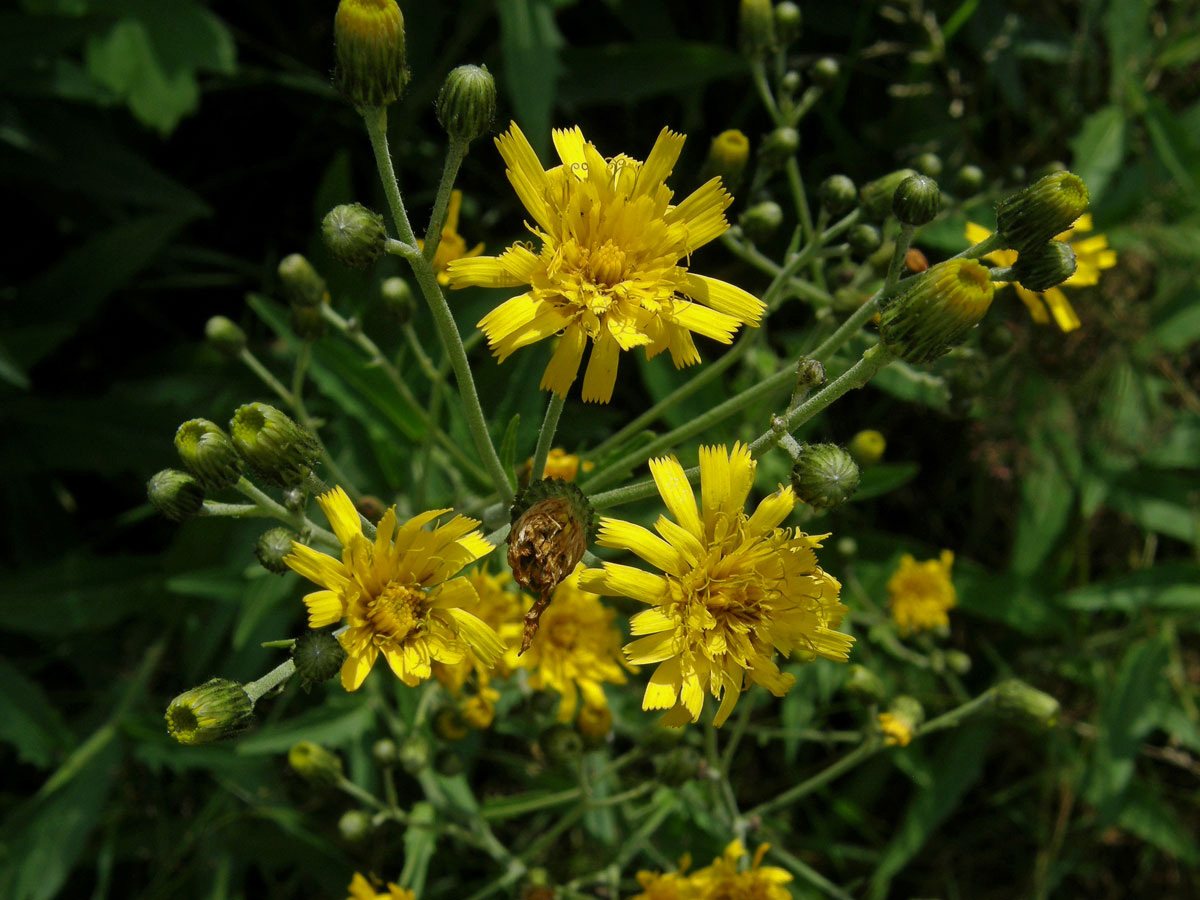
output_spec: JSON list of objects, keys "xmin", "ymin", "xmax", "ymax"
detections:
[
  {"xmin": 1143, "ymin": 96, "xmax": 1200, "ymax": 195},
  {"xmin": 1069, "ymin": 105, "xmax": 1126, "ymax": 202},
  {"xmin": 1103, "ymin": 0, "xmax": 1151, "ymax": 102},
  {"xmin": 1062, "ymin": 564, "xmax": 1200, "ymax": 613},
  {"xmin": 852, "ymin": 462, "xmax": 919, "ymax": 502},
  {"xmin": 399, "ymin": 802, "xmax": 438, "ymax": 895},
  {"xmin": 869, "ymin": 361, "xmax": 949, "ymax": 411},
  {"xmin": 1105, "ymin": 471, "xmax": 1200, "ymax": 544},
  {"xmin": 953, "ymin": 568, "xmax": 1068, "ymax": 636},
  {"xmin": 498, "ymin": 413, "xmax": 522, "ymax": 491},
  {"xmin": 0, "ymin": 657, "xmax": 75, "ymax": 768},
  {"xmin": 497, "ymin": 0, "xmax": 561, "ymax": 158},
  {"xmin": 1116, "ymin": 784, "xmax": 1200, "ymax": 863}
]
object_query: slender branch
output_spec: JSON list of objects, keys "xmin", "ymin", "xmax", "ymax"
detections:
[
  {"xmin": 422, "ymin": 139, "xmax": 469, "ymax": 260},
  {"xmin": 530, "ymin": 391, "xmax": 567, "ymax": 483},
  {"xmin": 244, "ymin": 658, "xmax": 296, "ymax": 703},
  {"xmin": 290, "ymin": 341, "xmax": 362, "ymax": 501},
  {"xmin": 238, "ymin": 348, "xmax": 293, "ymax": 404},
  {"xmin": 233, "ymin": 477, "xmax": 339, "ymax": 549}
]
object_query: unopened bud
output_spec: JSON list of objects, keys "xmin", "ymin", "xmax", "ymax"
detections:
[
  {"xmin": 879, "ymin": 258, "xmax": 994, "ymax": 364},
  {"xmin": 255, "ymin": 526, "xmax": 298, "ymax": 575},
  {"xmin": 995, "ymin": 171, "xmax": 1089, "ymax": 254},
  {"xmin": 437, "ymin": 64, "xmax": 497, "ymax": 143},
  {"xmin": 655, "ymin": 745, "xmax": 702, "ymax": 787},
  {"xmin": 892, "ymin": 174, "xmax": 941, "ymax": 226},
  {"xmin": 290, "ymin": 305, "xmax": 328, "ymax": 341},
  {"xmin": 774, "ymin": 1, "xmax": 802, "ymax": 43},
  {"xmin": 339, "ymin": 809, "xmax": 373, "ymax": 842},
  {"xmin": 175, "ymin": 418, "xmax": 244, "ymax": 490},
  {"xmin": 738, "ymin": 0, "xmax": 777, "ymax": 58},
  {"xmin": 433, "ymin": 706, "xmax": 468, "ymax": 742},
  {"xmin": 859, "ymin": 168, "xmax": 917, "ymax": 222},
  {"xmin": 334, "ymin": 0, "xmax": 408, "ymax": 110},
  {"xmin": 205, "ymin": 315, "xmax": 246, "ymax": 357},
  {"xmin": 818, "ymin": 174, "xmax": 857, "ymax": 217},
  {"xmin": 372, "ymin": 738, "xmax": 398, "ymax": 767},
  {"xmin": 809, "ymin": 56, "xmax": 839, "ymax": 87},
  {"xmin": 702, "ymin": 129, "xmax": 751, "ymax": 190},
  {"xmin": 759, "ymin": 126, "xmax": 799, "ymax": 170},
  {"xmin": 1012, "ymin": 241, "xmax": 1077, "ymax": 292},
  {"xmin": 954, "ymin": 164, "xmax": 985, "ymax": 194},
  {"xmin": 739, "ymin": 200, "xmax": 784, "ymax": 244},
  {"xmin": 780, "ymin": 70, "xmax": 802, "ymax": 94},
  {"xmin": 166, "ymin": 678, "xmax": 254, "ymax": 745},
  {"xmin": 398, "ymin": 734, "xmax": 431, "ymax": 774},
  {"xmin": 847, "ymin": 223, "xmax": 881, "ymax": 255},
  {"xmin": 911, "ymin": 152, "xmax": 943, "ymax": 178},
  {"xmin": 843, "ymin": 664, "xmax": 885, "ymax": 702},
  {"xmin": 381, "ymin": 277, "xmax": 417, "ymax": 324},
  {"xmin": 278, "ymin": 253, "xmax": 328, "ymax": 309},
  {"xmin": 148, "ymin": 469, "xmax": 205, "ymax": 522},
  {"xmin": 292, "ymin": 630, "xmax": 347, "ymax": 690},
  {"xmin": 229, "ymin": 403, "xmax": 321, "ymax": 488},
  {"xmin": 288, "ymin": 741, "xmax": 344, "ymax": 784},
  {"xmin": 847, "ymin": 429, "xmax": 886, "ymax": 467},
  {"xmin": 323, "ymin": 203, "xmax": 387, "ymax": 270},
  {"xmin": 993, "ymin": 679, "xmax": 1059, "ymax": 729},
  {"xmin": 944, "ymin": 650, "xmax": 972, "ymax": 674},
  {"xmin": 790, "ymin": 443, "xmax": 860, "ymax": 509},
  {"xmin": 879, "ymin": 695, "xmax": 924, "ymax": 746},
  {"xmin": 541, "ymin": 724, "xmax": 584, "ymax": 766}
]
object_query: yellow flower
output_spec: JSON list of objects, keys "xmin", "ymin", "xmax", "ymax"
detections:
[
  {"xmin": 887, "ymin": 549, "xmax": 956, "ymax": 634},
  {"xmin": 878, "ymin": 711, "xmax": 913, "ymax": 747},
  {"xmin": 460, "ymin": 688, "xmax": 499, "ymax": 729},
  {"xmin": 509, "ymin": 564, "xmax": 632, "ymax": 721},
  {"xmin": 347, "ymin": 871, "xmax": 415, "ymax": 900},
  {"xmin": 687, "ymin": 841, "xmax": 792, "ymax": 900},
  {"xmin": 965, "ymin": 215, "xmax": 1117, "ymax": 332},
  {"xmin": 433, "ymin": 568, "xmax": 522, "ymax": 697},
  {"xmin": 520, "ymin": 448, "xmax": 595, "ymax": 483},
  {"xmin": 580, "ymin": 444, "xmax": 853, "ymax": 727},
  {"xmin": 284, "ymin": 487, "xmax": 504, "ymax": 691},
  {"xmin": 417, "ymin": 189, "xmax": 484, "ymax": 286},
  {"xmin": 448, "ymin": 123, "xmax": 766, "ymax": 403},
  {"xmin": 630, "ymin": 855, "xmax": 695, "ymax": 900}
]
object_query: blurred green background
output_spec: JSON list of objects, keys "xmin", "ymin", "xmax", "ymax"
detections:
[{"xmin": 2, "ymin": 1, "xmax": 1198, "ymax": 898}]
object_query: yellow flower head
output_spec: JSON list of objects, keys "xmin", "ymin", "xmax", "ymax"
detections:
[
  {"xmin": 521, "ymin": 447, "xmax": 595, "ymax": 483},
  {"xmin": 688, "ymin": 841, "xmax": 792, "ymax": 900},
  {"xmin": 887, "ymin": 549, "xmax": 956, "ymax": 634},
  {"xmin": 509, "ymin": 563, "xmax": 632, "ymax": 721},
  {"xmin": 347, "ymin": 871, "xmax": 415, "ymax": 900},
  {"xmin": 284, "ymin": 487, "xmax": 504, "ymax": 691},
  {"xmin": 878, "ymin": 711, "xmax": 913, "ymax": 747},
  {"xmin": 417, "ymin": 189, "xmax": 485, "ymax": 286},
  {"xmin": 433, "ymin": 568, "xmax": 521, "ymax": 697},
  {"xmin": 448, "ymin": 123, "xmax": 766, "ymax": 403},
  {"xmin": 965, "ymin": 215, "xmax": 1117, "ymax": 333},
  {"xmin": 581, "ymin": 444, "xmax": 854, "ymax": 727}
]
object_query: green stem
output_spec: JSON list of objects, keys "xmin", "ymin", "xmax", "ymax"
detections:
[
  {"xmin": 244, "ymin": 658, "xmax": 296, "ymax": 703},
  {"xmin": 290, "ymin": 341, "xmax": 362, "ymax": 501},
  {"xmin": 748, "ymin": 739, "xmax": 880, "ymax": 819},
  {"xmin": 763, "ymin": 833, "xmax": 856, "ymax": 900},
  {"xmin": 721, "ymin": 233, "xmax": 835, "ymax": 306},
  {"xmin": 198, "ymin": 501, "xmax": 273, "ymax": 519},
  {"xmin": 481, "ymin": 787, "xmax": 583, "ymax": 821},
  {"xmin": 530, "ymin": 391, "xmax": 567, "ymax": 483},
  {"xmin": 785, "ymin": 158, "xmax": 823, "ymax": 288},
  {"xmin": 238, "ymin": 348, "xmax": 292, "ymax": 404},
  {"xmin": 233, "ymin": 477, "xmax": 339, "ymax": 549},
  {"xmin": 422, "ymin": 139, "xmax": 469, "ymax": 260},
  {"xmin": 362, "ymin": 106, "xmax": 419, "ymax": 248}
]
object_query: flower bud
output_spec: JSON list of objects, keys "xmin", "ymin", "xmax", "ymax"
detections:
[
  {"xmin": 229, "ymin": 402, "xmax": 321, "ymax": 488},
  {"xmin": 818, "ymin": 174, "xmax": 857, "ymax": 217},
  {"xmin": 339, "ymin": 809, "xmax": 373, "ymax": 842},
  {"xmin": 759, "ymin": 126, "xmax": 799, "ymax": 170},
  {"xmin": 702, "ymin": 130, "xmax": 751, "ymax": 190},
  {"xmin": 433, "ymin": 706, "xmax": 469, "ymax": 742},
  {"xmin": 836, "ymin": 536, "xmax": 857, "ymax": 557},
  {"xmin": 847, "ymin": 223, "xmax": 881, "ymax": 255},
  {"xmin": 995, "ymin": 171, "xmax": 1089, "ymax": 255},
  {"xmin": 461, "ymin": 694, "xmax": 495, "ymax": 730},
  {"xmin": 290, "ymin": 305, "xmax": 328, "ymax": 342},
  {"xmin": 780, "ymin": 70, "xmax": 801, "ymax": 94},
  {"xmin": 147, "ymin": 469, "xmax": 205, "ymax": 522},
  {"xmin": 205, "ymin": 315, "xmax": 246, "ymax": 357},
  {"xmin": 655, "ymin": 745, "xmax": 702, "ymax": 787},
  {"xmin": 541, "ymin": 724, "xmax": 584, "ymax": 766},
  {"xmin": 380, "ymin": 277, "xmax": 417, "ymax": 324},
  {"xmin": 774, "ymin": 1, "xmax": 802, "ymax": 43},
  {"xmin": 435, "ymin": 749, "xmax": 464, "ymax": 777},
  {"xmin": 738, "ymin": 0, "xmax": 777, "ymax": 58},
  {"xmin": 790, "ymin": 443, "xmax": 860, "ymax": 509},
  {"xmin": 993, "ymin": 679, "xmax": 1059, "ymax": 729},
  {"xmin": 292, "ymin": 630, "xmax": 348, "ymax": 690},
  {"xmin": 398, "ymin": 734, "xmax": 431, "ymax": 774},
  {"xmin": 165, "ymin": 678, "xmax": 254, "ymax": 745},
  {"xmin": 323, "ymin": 203, "xmax": 387, "ymax": 270},
  {"xmin": 954, "ymin": 164, "xmax": 985, "ymax": 194},
  {"xmin": 847, "ymin": 430, "xmax": 886, "ymax": 467},
  {"xmin": 944, "ymin": 650, "xmax": 972, "ymax": 674},
  {"xmin": 809, "ymin": 56, "xmax": 839, "ymax": 87},
  {"xmin": 372, "ymin": 738, "xmax": 398, "ymax": 767},
  {"xmin": 911, "ymin": 152, "xmax": 943, "ymax": 178},
  {"xmin": 859, "ymin": 168, "xmax": 917, "ymax": 221},
  {"xmin": 843, "ymin": 664, "xmax": 885, "ymax": 702},
  {"xmin": 1012, "ymin": 241, "xmax": 1077, "ymax": 292},
  {"xmin": 175, "ymin": 419, "xmax": 244, "ymax": 491},
  {"xmin": 333, "ymin": 0, "xmax": 408, "ymax": 110},
  {"xmin": 576, "ymin": 704, "xmax": 613, "ymax": 744},
  {"xmin": 437, "ymin": 64, "xmax": 497, "ymax": 143},
  {"xmin": 282, "ymin": 487, "xmax": 308, "ymax": 513},
  {"xmin": 878, "ymin": 696, "xmax": 923, "ymax": 747},
  {"xmin": 288, "ymin": 741, "xmax": 344, "ymax": 785},
  {"xmin": 739, "ymin": 201, "xmax": 783, "ymax": 244},
  {"xmin": 892, "ymin": 174, "xmax": 941, "ymax": 226},
  {"xmin": 255, "ymin": 526, "xmax": 298, "ymax": 574},
  {"xmin": 278, "ymin": 253, "xmax": 328, "ymax": 309},
  {"xmin": 879, "ymin": 258, "xmax": 994, "ymax": 364}
]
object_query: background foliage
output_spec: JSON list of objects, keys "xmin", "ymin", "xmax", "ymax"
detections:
[{"xmin": 2, "ymin": 1, "xmax": 1198, "ymax": 898}]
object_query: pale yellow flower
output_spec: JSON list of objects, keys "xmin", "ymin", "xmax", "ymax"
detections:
[
  {"xmin": 521, "ymin": 448, "xmax": 595, "ymax": 483},
  {"xmin": 418, "ymin": 189, "xmax": 484, "ymax": 286},
  {"xmin": 887, "ymin": 550, "xmax": 956, "ymax": 634},
  {"xmin": 687, "ymin": 841, "xmax": 792, "ymax": 900},
  {"xmin": 433, "ymin": 568, "xmax": 522, "ymax": 697},
  {"xmin": 347, "ymin": 872, "xmax": 414, "ymax": 900}
]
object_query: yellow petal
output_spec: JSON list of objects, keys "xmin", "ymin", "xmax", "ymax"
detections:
[
  {"xmin": 478, "ymin": 292, "xmax": 542, "ymax": 344},
  {"xmin": 744, "ymin": 485, "xmax": 795, "ymax": 538},
  {"xmin": 643, "ymin": 657, "xmax": 681, "ymax": 709},
  {"xmin": 664, "ymin": 177, "xmax": 731, "ymax": 251},
  {"xmin": 1041, "ymin": 286, "xmax": 1081, "ymax": 332},
  {"xmin": 681, "ymin": 273, "xmax": 765, "ymax": 324},
  {"xmin": 1014, "ymin": 284, "xmax": 1051, "ymax": 324},
  {"xmin": 444, "ymin": 189, "xmax": 463, "ymax": 233},
  {"xmin": 340, "ymin": 646, "xmax": 377, "ymax": 691},
  {"xmin": 302, "ymin": 590, "xmax": 345, "ymax": 628},
  {"xmin": 429, "ymin": 575, "xmax": 479, "ymax": 610},
  {"xmin": 581, "ymin": 329, "xmax": 621, "ymax": 404},
  {"xmin": 712, "ymin": 669, "xmax": 742, "ymax": 728},
  {"xmin": 552, "ymin": 126, "xmax": 589, "ymax": 176},
  {"xmin": 495, "ymin": 122, "xmax": 555, "ymax": 235},
  {"xmin": 285, "ymin": 543, "xmax": 351, "ymax": 592},
  {"xmin": 492, "ymin": 304, "xmax": 574, "ymax": 362},
  {"xmin": 653, "ymin": 514, "xmax": 704, "ymax": 566},
  {"xmin": 636, "ymin": 127, "xmax": 686, "ymax": 197},
  {"xmin": 317, "ymin": 486, "xmax": 361, "ymax": 547},
  {"xmin": 596, "ymin": 518, "xmax": 684, "ymax": 575},
  {"xmin": 448, "ymin": 244, "xmax": 538, "ymax": 289},
  {"xmin": 669, "ymin": 300, "xmax": 739, "ymax": 344},
  {"xmin": 648, "ymin": 455, "xmax": 702, "ymax": 538},
  {"xmin": 625, "ymin": 631, "xmax": 676, "ymax": 665},
  {"xmin": 445, "ymin": 608, "xmax": 506, "ymax": 664},
  {"xmin": 540, "ymin": 326, "xmax": 587, "ymax": 396},
  {"xmin": 629, "ymin": 607, "xmax": 675, "ymax": 636},
  {"xmin": 699, "ymin": 444, "xmax": 733, "ymax": 519},
  {"xmin": 581, "ymin": 563, "xmax": 669, "ymax": 604}
]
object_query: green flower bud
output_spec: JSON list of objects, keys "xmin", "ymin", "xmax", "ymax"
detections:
[
  {"xmin": 809, "ymin": 56, "xmax": 840, "ymax": 87},
  {"xmin": 1012, "ymin": 241, "xmax": 1077, "ymax": 292},
  {"xmin": 433, "ymin": 706, "xmax": 468, "ymax": 742},
  {"xmin": 278, "ymin": 253, "xmax": 328, "ymax": 309},
  {"xmin": 879, "ymin": 258, "xmax": 995, "ymax": 364},
  {"xmin": 292, "ymin": 630, "xmax": 347, "ymax": 690},
  {"xmin": 175, "ymin": 419, "xmax": 244, "ymax": 491},
  {"xmin": 780, "ymin": 70, "xmax": 801, "ymax": 94},
  {"xmin": 843, "ymin": 664, "xmax": 885, "ymax": 702},
  {"xmin": 954, "ymin": 164, "xmax": 985, "ymax": 194},
  {"xmin": 911, "ymin": 152, "xmax": 943, "ymax": 178},
  {"xmin": 859, "ymin": 168, "xmax": 917, "ymax": 221},
  {"xmin": 333, "ymin": 0, "xmax": 408, "ymax": 110},
  {"xmin": 283, "ymin": 486, "xmax": 308, "ymax": 513},
  {"xmin": 892, "ymin": 174, "xmax": 941, "ymax": 226},
  {"xmin": 255, "ymin": 527, "xmax": 298, "ymax": 575},
  {"xmin": 790, "ymin": 443, "xmax": 861, "ymax": 509},
  {"xmin": 436, "ymin": 64, "xmax": 497, "ymax": 143},
  {"xmin": 540, "ymin": 724, "xmax": 584, "ymax": 766},
  {"xmin": 995, "ymin": 171, "xmax": 1089, "ymax": 254},
  {"xmin": 205, "ymin": 315, "xmax": 246, "ymax": 358},
  {"xmin": 774, "ymin": 1, "xmax": 802, "ymax": 43},
  {"xmin": 435, "ymin": 749, "xmax": 464, "ymax": 777},
  {"xmin": 847, "ymin": 429, "xmax": 886, "ymax": 467},
  {"xmin": 381, "ymin": 277, "xmax": 417, "ymax": 325},
  {"xmin": 147, "ymin": 469, "xmax": 205, "ymax": 522},
  {"xmin": 836, "ymin": 536, "xmax": 857, "ymax": 557},
  {"xmin": 738, "ymin": 0, "xmax": 777, "ymax": 58},
  {"xmin": 701, "ymin": 129, "xmax": 751, "ymax": 190},
  {"xmin": 759, "ymin": 126, "xmax": 800, "ymax": 170},
  {"xmin": 847, "ymin": 223, "xmax": 882, "ymax": 255},
  {"xmin": 322, "ymin": 203, "xmax": 387, "ymax": 270},
  {"xmin": 372, "ymin": 737, "xmax": 398, "ymax": 766},
  {"xmin": 398, "ymin": 734, "xmax": 431, "ymax": 774},
  {"xmin": 739, "ymin": 200, "xmax": 784, "ymax": 244},
  {"xmin": 818, "ymin": 174, "xmax": 858, "ymax": 217},
  {"xmin": 166, "ymin": 678, "xmax": 254, "ymax": 745},
  {"xmin": 655, "ymin": 745, "xmax": 702, "ymax": 787},
  {"xmin": 338, "ymin": 809, "xmax": 373, "ymax": 842},
  {"xmin": 882, "ymin": 695, "xmax": 924, "ymax": 744},
  {"xmin": 993, "ymin": 679, "xmax": 1059, "ymax": 729},
  {"xmin": 288, "ymin": 741, "xmax": 344, "ymax": 785},
  {"xmin": 229, "ymin": 402, "xmax": 321, "ymax": 488},
  {"xmin": 944, "ymin": 650, "xmax": 972, "ymax": 674},
  {"xmin": 290, "ymin": 304, "xmax": 328, "ymax": 342}
]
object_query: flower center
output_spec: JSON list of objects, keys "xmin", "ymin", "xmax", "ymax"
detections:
[
  {"xmin": 589, "ymin": 240, "xmax": 627, "ymax": 287},
  {"xmin": 548, "ymin": 618, "xmax": 578, "ymax": 649},
  {"xmin": 370, "ymin": 581, "xmax": 426, "ymax": 642}
]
